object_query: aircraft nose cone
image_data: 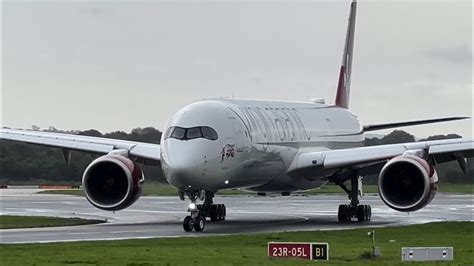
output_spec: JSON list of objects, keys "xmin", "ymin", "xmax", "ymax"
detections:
[
  {"xmin": 167, "ymin": 166, "xmax": 195, "ymax": 188},
  {"xmin": 162, "ymin": 142, "xmax": 206, "ymax": 189}
]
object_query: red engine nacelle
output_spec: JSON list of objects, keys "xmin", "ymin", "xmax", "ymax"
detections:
[
  {"xmin": 378, "ymin": 155, "xmax": 438, "ymax": 212},
  {"xmin": 82, "ymin": 155, "xmax": 144, "ymax": 211}
]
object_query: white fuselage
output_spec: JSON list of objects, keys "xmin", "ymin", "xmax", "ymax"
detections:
[{"xmin": 160, "ymin": 99, "xmax": 364, "ymax": 192}]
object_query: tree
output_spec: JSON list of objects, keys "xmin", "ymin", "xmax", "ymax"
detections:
[
  {"xmin": 382, "ymin": 130, "xmax": 415, "ymax": 144},
  {"xmin": 80, "ymin": 129, "xmax": 102, "ymax": 137},
  {"xmin": 420, "ymin": 134, "xmax": 462, "ymax": 141},
  {"xmin": 0, "ymin": 127, "xmax": 164, "ymax": 184}
]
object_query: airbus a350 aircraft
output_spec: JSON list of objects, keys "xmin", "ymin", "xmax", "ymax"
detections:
[{"xmin": 1, "ymin": 0, "xmax": 472, "ymax": 232}]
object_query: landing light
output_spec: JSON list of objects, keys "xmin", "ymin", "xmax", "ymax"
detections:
[
  {"xmin": 224, "ymin": 180, "xmax": 229, "ymax": 185},
  {"xmin": 188, "ymin": 203, "xmax": 197, "ymax": 211}
]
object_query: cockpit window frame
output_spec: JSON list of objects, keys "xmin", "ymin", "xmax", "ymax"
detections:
[
  {"xmin": 201, "ymin": 126, "xmax": 218, "ymax": 140},
  {"xmin": 165, "ymin": 126, "xmax": 218, "ymax": 141},
  {"xmin": 170, "ymin": 127, "xmax": 186, "ymax": 139},
  {"xmin": 185, "ymin": 127, "xmax": 203, "ymax": 140}
]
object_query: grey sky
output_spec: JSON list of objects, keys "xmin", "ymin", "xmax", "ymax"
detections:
[{"xmin": 2, "ymin": 0, "xmax": 472, "ymax": 138}]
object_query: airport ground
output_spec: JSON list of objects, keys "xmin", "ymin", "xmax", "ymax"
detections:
[{"xmin": 0, "ymin": 187, "xmax": 473, "ymax": 265}]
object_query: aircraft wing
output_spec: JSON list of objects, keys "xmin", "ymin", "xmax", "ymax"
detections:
[
  {"xmin": 0, "ymin": 128, "xmax": 161, "ymax": 161},
  {"xmin": 287, "ymin": 138, "xmax": 473, "ymax": 176}
]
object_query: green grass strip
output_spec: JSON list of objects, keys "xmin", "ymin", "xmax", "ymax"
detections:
[
  {"xmin": 0, "ymin": 222, "xmax": 472, "ymax": 265},
  {"xmin": 38, "ymin": 182, "xmax": 473, "ymax": 197},
  {"xmin": 0, "ymin": 215, "xmax": 104, "ymax": 229}
]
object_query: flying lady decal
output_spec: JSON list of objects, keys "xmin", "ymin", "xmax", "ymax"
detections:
[{"xmin": 221, "ymin": 144, "xmax": 236, "ymax": 163}]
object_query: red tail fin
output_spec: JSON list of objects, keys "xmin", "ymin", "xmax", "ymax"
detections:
[{"xmin": 335, "ymin": 0, "xmax": 357, "ymax": 109}]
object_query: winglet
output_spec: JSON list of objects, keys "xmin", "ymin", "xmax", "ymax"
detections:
[{"xmin": 335, "ymin": 0, "xmax": 357, "ymax": 109}]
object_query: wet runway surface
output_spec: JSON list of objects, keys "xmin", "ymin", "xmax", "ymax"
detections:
[{"xmin": 1, "ymin": 190, "xmax": 472, "ymax": 243}]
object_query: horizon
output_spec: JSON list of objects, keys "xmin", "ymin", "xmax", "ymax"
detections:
[{"xmin": 6, "ymin": 124, "xmax": 466, "ymax": 141}]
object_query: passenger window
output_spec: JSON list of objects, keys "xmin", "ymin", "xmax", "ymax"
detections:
[{"xmin": 186, "ymin": 127, "xmax": 203, "ymax": 139}]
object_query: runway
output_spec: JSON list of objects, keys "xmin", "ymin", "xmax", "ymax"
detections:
[{"xmin": 1, "ymin": 189, "xmax": 472, "ymax": 244}]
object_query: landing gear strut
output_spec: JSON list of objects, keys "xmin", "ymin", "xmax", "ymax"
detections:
[
  {"xmin": 333, "ymin": 169, "xmax": 371, "ymax": 222},
  {"xmin": 181, "ymin": 190, "xmax": 226, "ymax": 232}
]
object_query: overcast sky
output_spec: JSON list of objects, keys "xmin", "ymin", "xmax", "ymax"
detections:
[{"xmin": 1, "ymin": 0, "xmax": 472, "ymax": 138}]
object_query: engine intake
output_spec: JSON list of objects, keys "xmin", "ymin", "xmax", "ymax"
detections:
[
  {"xmin": 82, "ymin": 155, "xmax": 144, "ymax": 211},
  {"xmin": 378, "ymin": 155, "xmax": 437, "ymax": 212}
]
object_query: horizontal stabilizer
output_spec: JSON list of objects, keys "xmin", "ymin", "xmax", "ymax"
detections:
[{"xmin": 363, "ymin": 117, "xmax": 470, "ymax": 132}]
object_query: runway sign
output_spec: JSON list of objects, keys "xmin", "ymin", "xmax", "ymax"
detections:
[
  {"xmin": 401, "ymin": 247, "xmax": 453, "ymax": 261},
  {"xmin": 268, "ymin": 242, "xmax": 329, "ymax": 260},
  {"xmin": 312, "ymin": 243, "xmax": 329, "ymax": 260}
]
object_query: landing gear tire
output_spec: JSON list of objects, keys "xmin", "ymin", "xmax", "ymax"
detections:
[
  {"xmin": 210, "ymin": 204, "xmax": 226, "ymax": 221},
  {"xmin": 210, "ymin": 205, "xmax": 218, "ymax": 221},
  {"xmin": 193, "ymin": 216, "xmax": 205, "ymax": 232},
  {"xmin": 365, "ymin": 205, "xmax": 371, "ymax": 221},
  {"xmin": 182, "ymin": 190, "xmax": 227, "ymax": 232},
  {"xmin": 217, "ymin": 204, "xmax": 226, "ymax": 221},
  {"xmin": 221, "ymin": 204, "xmax": 226, "ymax": 221},
  {"xmin": 338, "ymin": 204, "xmax": 351, "ymax": 222},
  {"xmin": 216, "ymin": 204, "xmax": 222, "ymax": 220},
  {"xmin": 183, "ymin": 216, "xmax": 194, "ymax": 232},
  {"xmin": 356, "ymin": 205, "xmax": 371, "ymax": 222},
  {"xmin": 333, "ymin": 169, "xmax": 373, "ymax": 223},
  {"xmin": 356, "ymin": 205, "xmax": 365, "ymax": 222}
]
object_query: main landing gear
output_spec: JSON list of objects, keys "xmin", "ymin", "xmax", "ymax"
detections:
[
  {"xmin": 333, "ymin": 169, "xmax": 372, "ymax": 222},
  {"xmin": 180, "ymin": 190, "xmax": 226, "ymax": 232}
]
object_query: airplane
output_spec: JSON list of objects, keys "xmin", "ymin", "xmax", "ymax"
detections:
[{"xmin": 1, "ymin": 0, "xmax": 472, "ymax": 232}]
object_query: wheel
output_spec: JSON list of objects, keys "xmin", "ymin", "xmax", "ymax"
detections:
[
  {"xmin": 356, "ymin": 205, "xmax": 365, "ymax": 222},
  {"xmin": 193, "ymin": 216, "xmax": 205, "ymax": 232},
  {"xmin": 366, "ymin": 205, "xmax": 372, "ymax": 221},
  {"xmin": 216, "ymin": 204, "xmax": 223, "ymax": 221},
  {"xmin": 183, "ymin": 216, "xmax": 194, "ymax": 232},
  {"xmin": 338, "ymin": 205, "xmax": 344, "ymax": 222},
  {"xmin": 338, "ymin": 204, "xmax": 350, "ymax": 222},
  {"xmin": 221, "ymin": 204, "xmax": 226, "ymax": 221},
  {"xmin": 210, "ymin": 204, "xmax": 218, "ymax": 221}
]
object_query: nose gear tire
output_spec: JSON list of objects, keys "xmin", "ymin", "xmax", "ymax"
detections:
[
  {"xmin": 183, "ymin": 216, "xmax": 194, "ymax": 232},
  {"xmin": 194, "ymin": 216, "xmax": 206, "ymax": 232}
]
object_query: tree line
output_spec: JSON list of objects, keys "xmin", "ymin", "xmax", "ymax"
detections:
[
  {"xmin": 364, "ymin": 130, "xmax": 472, "ymax": 184},
  {"xmin": 0, "ymin": 127, "xmax": 472, "ymax": 184}
]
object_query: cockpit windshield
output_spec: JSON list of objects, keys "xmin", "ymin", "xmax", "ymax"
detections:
[{"xmin": 165, "ymin": 126, "xmax": 218, "ymax": 141}]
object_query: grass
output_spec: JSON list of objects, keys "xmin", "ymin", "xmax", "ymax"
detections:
[
  {"xmin": 37, "ymin": 182, "xmax": 473, "ymax": 197},
  {"xmin": 437, "ymin": 183, "xmax": 474, "ymax": 194},
  {"xmin": 0, "ymin": 215, "xmax": 104, "ymax": 229},
  {"xmin": 0, "ymin": 222, "xmax": 472, "ymax": 265},
  {"xmin": 0, "ymin": 179, "xmax": 80, "ymax": 186}
]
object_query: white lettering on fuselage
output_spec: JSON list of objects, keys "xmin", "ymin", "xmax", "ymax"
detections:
[{"xmin": 238, "ymin": 107, "xmax": 311, "ymax": 143}]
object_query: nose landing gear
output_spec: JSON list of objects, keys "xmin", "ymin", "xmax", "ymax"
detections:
[{"xmin": 181, "ymin": 189, "xmax": 226, "ymax": 232}]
